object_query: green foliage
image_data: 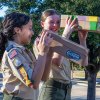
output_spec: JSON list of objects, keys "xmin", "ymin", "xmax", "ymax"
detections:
[
  {"xmin": 0, "ymin": 0, "xmax": 100, "ymax": 67},
  {"xmin": 87, "ymin": 33, "xmax": 100, "ymax": 64},
  {"xmin": 0, "ymin": 0, "xmax": 42, "ymax": 36},
  {"xmin": 0, "ymin": 17, "xmax": 3, "ymax": 32},
  {"xmin": 71, "ymin": 62, "xmax": 84, "ymax": 70}
]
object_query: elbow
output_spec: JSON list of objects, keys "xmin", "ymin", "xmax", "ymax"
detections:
[
  {"xmin": 52, "ymin": 58, "xmax": 61, "ymax": 66},
  {"xmin": 41, "ymin": 77, "xmax": 48, "ymax": 82},
  {"xmin": 33, "ymin": 83, "xmax": 39, "ymax": 89},
  {"xmin": 55, "ymin": 62, "xmax": 61, "ymax": 66}
]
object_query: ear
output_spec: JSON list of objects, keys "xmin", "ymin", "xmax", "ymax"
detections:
[
  {"xmin": 14, "ymin": 27, "xmax": 21, "ymax": 34},
  {"xmin": 41, "ymin": 21, "xmax": 44, "ymax": 28}
]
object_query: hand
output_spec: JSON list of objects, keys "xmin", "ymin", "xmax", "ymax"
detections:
[
  {"xmin": 62, "ymin": 16, "xmax": 78, "ymax": 39},
  {"xmin": 78, "ymin": 30, "xmax": 88, "ymax": 47},
  {"xmin": 37, "ymin": 30, "xmax": 53, "ymax": 55},
  {"xmin": 78, "ymin": 30, "xmax": 88, "ymax": 41}
]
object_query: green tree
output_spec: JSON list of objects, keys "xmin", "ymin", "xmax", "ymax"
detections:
[
  {"xmin": 39, "ymin": 2, "xmax": 100, "ymax": 100},
  {"xmin": 0, "ymin": 17, "xmax": 3, "ymax": 30},
  {"xmin": 0, "ymin": 0, "xmax": 44, "ymax": 39},
  {"xmin": 0, "ymin": 0, "xmax": 100, "ymax": 99}
]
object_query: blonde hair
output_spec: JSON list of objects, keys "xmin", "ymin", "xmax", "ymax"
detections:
[{"xmin": 41, "ymin": 9, "xmax": 61, "ymax": 21}]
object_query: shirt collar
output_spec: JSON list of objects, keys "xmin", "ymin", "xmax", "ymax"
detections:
[{"xmin": 7, "ymin": 41, "xmax": 26, "ymax": 50}]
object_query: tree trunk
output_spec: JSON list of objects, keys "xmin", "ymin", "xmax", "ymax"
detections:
[
  {"xmin": 84, "ymin": 69, "xmax": 88, "ymax": 80},
  {"xmin": 87, "ymin": 73, "xmax": 97, "ymax": 100}
]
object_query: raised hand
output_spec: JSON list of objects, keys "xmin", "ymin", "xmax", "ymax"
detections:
[
  {"xmin": 78, "ymin": 30, "xmax": 88, "ymax": 46},
  {"xmin": 37, "ymin": 30, "xmax": 53, "ymax": 55},
  {"xmin": 62, "ymin": 16, "xmax": 78, "ymax": 39},
  {"xmin": 78, "ymin": 30, "xmax": 88, "ymax": 40}
]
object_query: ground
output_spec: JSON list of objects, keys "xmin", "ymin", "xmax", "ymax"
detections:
[
  {"xmin": 71, "ymin": 79, "xmax": 100, "ymax": 100},
  {"xmin": 0, "ymin": 71, "xmax": 100, "ymax": 100}
]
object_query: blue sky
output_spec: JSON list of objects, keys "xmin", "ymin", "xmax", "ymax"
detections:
[{"xmin": 0, "ymin": 6, "xmax": 8, "ymax": 17}]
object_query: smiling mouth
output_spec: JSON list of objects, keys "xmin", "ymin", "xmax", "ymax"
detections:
[{"xmin": 51, "ymin": 29, "xmax": 58, "ymax": 32}]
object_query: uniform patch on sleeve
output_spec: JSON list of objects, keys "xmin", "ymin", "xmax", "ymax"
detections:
[
  {"xmin": 13, "ymin": 58, "xmax": 22, "ymax": 68},
  {"xmin": 18, "ymin": 65, "xmax": 33, "ymax": 86},
  {"xmin": 8, "ymin": 49, "xmax": 18, "ymax": 59}
]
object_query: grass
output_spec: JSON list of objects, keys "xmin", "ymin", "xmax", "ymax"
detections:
[
  {"xmin": 0, "ymin": 69, "xmax": 100, "ymax": 79},
  {"xmin": 72, "ymin": 71, "xmax": 100, "ymax": 78}
]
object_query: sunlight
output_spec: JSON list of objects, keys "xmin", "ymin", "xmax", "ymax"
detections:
[{"xmin": 0, "ymin": 6, "xmax": 8, "ymax": 17}]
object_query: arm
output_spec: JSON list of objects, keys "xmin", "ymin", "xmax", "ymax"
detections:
[
  {"xmin": 41, "ymin": 49, "xmax": 53, "ymax": 81},
  {"xmin": 31, "ymin": 31, "xmax": 53, "ymax": 88},
  {"xmin": 7, "ymin": 31, "xmax": 52, "ymax": 90},
  {"xmin": 52, "ymin": 17, "xmax": 78, "ymax": 66},
  {"xmin": 33, "ymin": 32, "xmax": 53, "ymax": 82},
  {"xmin": 78, "ymin": 30, "xmax": 88, "ymax": 47},
  {"xmin": 78, "ymin": 30, "xmax": 88, "ymax": 66},
  {"xmin": 62, "ymin": 17, "xmax": 78, "ymax": 39}
]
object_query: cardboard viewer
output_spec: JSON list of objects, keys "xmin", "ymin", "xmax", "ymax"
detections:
[
  {"xmin": 61, "ymin": 15, "xmax": 100, "ymax": 33},
  {"xmin": 49, "ymin": 32, "xmax": 89, "ymax": 66}
]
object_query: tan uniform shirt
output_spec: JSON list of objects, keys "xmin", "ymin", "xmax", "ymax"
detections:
[
  {"xmin": 33, "ymin": 39, "xmax": 71, "ymax": 84},
  {"xmin": 50, "ymin": 58, "xmax": 71, "ymax": 84},
  {"xmin": 1, "ymin": 41, "xmax": 39, "ymax": 100}
]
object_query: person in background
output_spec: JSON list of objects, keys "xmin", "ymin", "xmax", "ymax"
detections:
[
  {"xmin": 0, "ymin": 12, "xmax": 53, "ymax": 100},
  {"xmin": 33, "ymin": 9, "xmax": 88, "ymax": 100}
]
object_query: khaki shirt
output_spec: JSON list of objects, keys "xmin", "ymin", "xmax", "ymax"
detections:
[
  {"xmin": 50, "ymin": 58, "xmax": 71, "ymax": 84},
  {"xmin": 1, "ymin": 41, "xmax": 39, "ymax": 100},
  {"xmin": 33, "ymin": 39, "xmax": 71, "ymax": 84}
]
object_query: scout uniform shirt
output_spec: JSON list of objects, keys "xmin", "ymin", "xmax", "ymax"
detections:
[
  {"xmin": 50, "ymin": 58, "xmax": 71, "ymax": 84},
  {"xmin": 1, "ymin": 41, "xmax": 39, "ymax": 100},
  {"xmin": 33, "ymin": 39, "xmax": 71, "ymax": 84},
  {"xmin": 50, "ymin": 40, "xmax": 71, "ymax": 84},
  {"xmin": 50, "ymin": 38, "xmax": 71, "ymax": 84}
]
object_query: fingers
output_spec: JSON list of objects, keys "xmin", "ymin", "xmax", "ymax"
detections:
[
  {"xmin": 39, "ymin": 31, "xmax": 45, "ymax": 43},
  {"xmin": 71, "ymin": 24, "xmax": 78, "ymax": 30},
  {"xmin": 78, "ymin": 30, "xmax": 88, "ymax": 36},
  {"xmin": 66, "ymin": 17, "xmax": 69, "ymax": 24},
  {"xmin": 39, "ymin": 30, "xmax": 53, "ymax": 46},
  {"xmin": 67, "ymin": 16, "xmax": 72, "ymax": 25},
  {"xmin": 47, "ymin": 34, "xmax": 53, "ymax": 45},
  {"xmin": 43, "ymin": 32, "xmax": 48, "ymax": 46},
  {"xmin": 35, "ymin": 37, "xmax": 40, "ymax": 46},
  {"xmin": 39, "ymin": 30, "xmax": 47, "ymax": 43},
  {"xmin": 70, "ymin": 18, "xmax": 78, "ymax": 28},
  {"xmin": 43, "ymin": 32, "xmax": 53, "ymax": 46},
  {"xmin": 78, "ymin": 30, "xmax": 88, "ymax": 33},
  {"xmin": 78, "ymin": 30, "xmax": 88, "ymax": 39},
  {"xmin": 66, "ymin": 16, "xmax": 78, "ymax": 30},
  {"xmin": 37, "ymin": 31, "xmax": 53, "ymax": 54}
]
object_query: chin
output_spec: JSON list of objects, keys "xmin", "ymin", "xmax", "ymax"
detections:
[
  {"xmin": 27, "ymin": 41, "xmax": 31, "ymax": 44},
  {"xmin": 24, "ymin": 41, "xmax": 30, "ymax": 45},
  {"xmin": 51, "ymin": 30, "xmax": 58, "ymax": 33}
]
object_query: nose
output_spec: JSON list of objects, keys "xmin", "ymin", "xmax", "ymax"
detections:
[
  {"xmin": 53, "ymin": 22, "xmax": 60, "ymax": 28},
  {"xmin": 53, "ymin": 23, "xmax": 58, "ymax": 27},
  {"xmin": 32, "ymin": 30, "xmax": 34, "ymax": 35}
]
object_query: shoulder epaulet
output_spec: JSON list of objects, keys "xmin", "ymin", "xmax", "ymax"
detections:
[
  {"xmin": 6, "ymin": 45, "xmax": 22, "ymax": 53},
  {"xmin": 8, "ymin": 49, "xmax": 18, "ymax": 59},
  {"xmin": 6, "ymin": 45, "xmax": 14, "ymax": 52}
]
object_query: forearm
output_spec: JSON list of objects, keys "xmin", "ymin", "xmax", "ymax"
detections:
[
  {"xmin": 31, "ymin": 53, "xmax": 47, "ymax": 88},
  {"xmin": 42, "ymin": 49, "xmax": 54, "ymax": 81},
  {"xmin": 80, "ymin": 39, "xmax": 87, "ymax": 47},
  {"xmin": 81, "ymin": 41, "xmax": 88, "ymax": 66},
  {"xmin": 62, "ymin": 31, "xmax": 70, "ymax": 39},
  {"xmin": 41, "ymin": 56, "xmax": 52, "ymax": 81}
]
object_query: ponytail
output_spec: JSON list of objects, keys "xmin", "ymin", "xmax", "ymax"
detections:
[{"xmin": 0, "ymin": 31, "xmax": 7, "ymax": 59}]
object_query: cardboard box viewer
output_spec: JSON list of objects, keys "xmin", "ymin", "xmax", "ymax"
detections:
[
  {"xmin": 61, "ymin": 15, "xmax": 100, "ymax": 33},
  {"xmin": 49, "ymin": 32, "xmax": 89, "ymax": 66}
]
